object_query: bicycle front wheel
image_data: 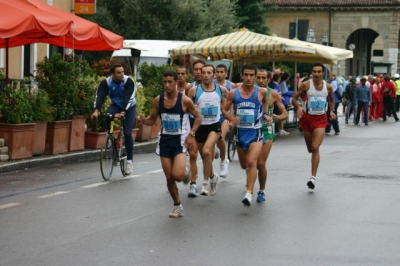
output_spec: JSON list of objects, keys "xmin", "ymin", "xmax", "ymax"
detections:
[
  {"xmin": 227, "ymin": 129, "xmax": 236, "ymax": 162},
  {"xmin": 100, "ymin": 135, "xmax": 115, "ymax": 181}
]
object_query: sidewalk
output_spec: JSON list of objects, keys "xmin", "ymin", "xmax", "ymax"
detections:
[{"xmin": 0, "ymin": 139, "xmax": 158, "ymax": 174}]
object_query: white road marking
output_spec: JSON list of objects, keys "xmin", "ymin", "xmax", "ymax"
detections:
[
  {"xmin": 147, "ymin": 170, "xmax": 163, "ymax": 174},
  {"xmin": 124, "ymin": 174, "xmax": 141, "ymax": 179},
  {"xmin": 0, "ymin": 203, "xmax": 22, "ymax": 210},
  {"xmin": 37, "ymin": 191, "xmax": 69, "ymax": 199},
  {"xmin": 81, "ymin": 182, "xmax": 108, "ymax": 189}
]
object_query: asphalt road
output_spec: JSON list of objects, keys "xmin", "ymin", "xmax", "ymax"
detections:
[{"xmin": 1, "ymin": 116, "xmax": 400, "ymax": 266}]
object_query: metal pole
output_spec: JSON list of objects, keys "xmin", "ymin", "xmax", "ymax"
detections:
[{"xmin": 6, "ymin": 38, "xmax": 9, "ymax": 85}]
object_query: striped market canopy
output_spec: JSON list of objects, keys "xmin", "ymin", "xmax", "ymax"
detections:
[{"xmin": 170, "ymin": 29, "xmax": 340, "ymax": 64}]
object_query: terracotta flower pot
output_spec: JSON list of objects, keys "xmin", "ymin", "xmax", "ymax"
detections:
[
  {"xmin": 32, "ymin": 121, "xmax": 47, "ymax": 156},
  {"xmin": 69, "ymin": 116, "xmax": 86, "ymax": 152},
  {"xmin": 45, "ymin": 120, "xmax": 71, "ymax": 155},
  {"xmin": 0, "ymin": 123, "xmax": 35, "ymax": 160},
  {"xmin": 84, "ymin": 131, "xmax": 107, "ymax": 149}
]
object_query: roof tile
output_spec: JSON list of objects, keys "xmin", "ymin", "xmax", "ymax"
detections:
[{"xmin": 263, "ymin": 0, "xmax": 400, "ymax": 6}]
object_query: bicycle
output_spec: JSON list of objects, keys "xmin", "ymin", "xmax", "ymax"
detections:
[
  {"xmin": 227, "ymin": 125, "xmax": 237, "ymax": 162},
  {"xmin": 98, "ymin": 114, "xmax": 129, "ymax": 181}
]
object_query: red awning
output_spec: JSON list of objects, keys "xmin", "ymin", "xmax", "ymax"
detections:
[{"xmin": 0, "ymin": 0, "xmax": 123, "ymax": 51}]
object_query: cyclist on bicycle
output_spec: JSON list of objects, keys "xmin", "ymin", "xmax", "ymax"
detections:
[{"xmin": 92, "ymin": 64, "xmax": 137, "ymax": 175}]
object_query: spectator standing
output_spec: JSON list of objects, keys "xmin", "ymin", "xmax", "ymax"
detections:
[
  {"xmin": 370, "ymin": 77, "xmax": 383, "ymax": 120},
  {"xmin": 354, "ymin": 77, "xmax": 371, "ymax": 125},
  {"xmin": 343, "ymin": 77, "xmax": 357, "ymax": 124},
  {"xmin": 381, "ymin": 74, "xmax": 399, "ymax": 122}
]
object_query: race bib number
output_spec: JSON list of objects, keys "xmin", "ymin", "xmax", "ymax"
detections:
[
  {"xmin": 309, "ymin": 96, "xmax": 326, "ymax": 114},
  {"xmin": 200, "ymin": 102, "xmax": 218, "ymax": 118},
  {"xmin": 161, "ymin": 113, "xmax": 181, "ymax": 134},
  {"xmin": 237, "ymin": 109, "xmax": 254, "ymax": 127}
]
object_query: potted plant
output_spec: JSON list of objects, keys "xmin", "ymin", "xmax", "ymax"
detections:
[
  {"xmin": 30, "ymin": 90, "xmax": 54, "ymax": 155},
  {"xmin": 36, "ymin": 53, "xmax": 76, "ymax": 155},
  {"xmin": 69, "ymin": 61, "xmax": 99, "ymax": 151},
  {"xmin": 84, "ymin": 96, "xmax": 110, "ymax": 149},
  {"xmin": 0, "ymin": 87, "xmax": 36, "ymax": 160}
]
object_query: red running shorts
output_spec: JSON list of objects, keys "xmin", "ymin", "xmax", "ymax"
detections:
[{"xmin": 299, "ymin": 113, "xmax": 329, "ymax": 132}]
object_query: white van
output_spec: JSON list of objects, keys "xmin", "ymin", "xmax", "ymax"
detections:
[{"xmin": 111, "ymin": 40, "xmax": 193, "ymax": 78}]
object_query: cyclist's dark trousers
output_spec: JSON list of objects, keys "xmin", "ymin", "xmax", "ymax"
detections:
[{"xmin": 106, "ymin": 104, "xmax": 137, "ymax": 161}]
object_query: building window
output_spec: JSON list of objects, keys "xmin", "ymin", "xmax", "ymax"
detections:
[
  {"xmin": 372, "ymin": 50, "xmax": 383, "ymax": 56},
  {"xmin": 289, "ymin": 20, "xmax": 309, "ymax": 41}
]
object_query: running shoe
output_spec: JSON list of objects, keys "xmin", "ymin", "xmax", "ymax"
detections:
[
  {"xmin": 200, "ymin": 184, "xmax": 210, "ymax": 196},
  {"xmin": 125, "ymin": 162, "xmax": 133, "ymax": 175},
  {"xmin": 219, "ymin": 160, "xmax": 228, "ymax": 178},
  {"xmin": 242, "ymin": 192, "xmax": 252, "ymax": 206},
  {"xmin": 256, "ymin": 191, "xmax": 266, "ymax": 203},
  {"xmin": 307, "ymin": 177, "xmax": 316, "ymax": 189},
  {"xmin": 169, "ymin": 205, "xmax": 183, "ymax": 218},
  {"xmin": 188, "ymin": 184, "xmax": 199, "ymax": 197},
  {"xmin": 209, "ymin": 174, "xmax": 219, "ymax": 196},
  {"xmin": 279, "ymin": 130, "xmax": 290, "ymax": 136}
]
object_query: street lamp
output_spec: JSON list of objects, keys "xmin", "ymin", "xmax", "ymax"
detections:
[{"xmin": 306, "ymin": 28, "xmax": 315, "ymax": 43}]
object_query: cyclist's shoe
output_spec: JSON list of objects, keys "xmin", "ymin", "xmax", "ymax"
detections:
[
  {"xmin": 125, "ymin": 162, "xmax": 133, "ymax": 175},
  {"xmin": 209, "ymin": 174, "xmax": 219, "ymax": 196},
  {"xmin": 188, "ymin": 184, "xmax": 199, "ymax": 197},
  {"xmin": 307, "ymin": 176, "xmax": 316, "ymax": 189},
  {"xmin": 169, "ymin": 204, "xmax": 183, "ymax": 218},
  {"xmin": 214, "ymin": 145, "xmax": 220, "ymax": 159},
  {"xmin": 242, "ymin": 192, "xmax": 252, "ymax": 207},
  {"xmin": 200, "ymin": 184, "xmax": 210, "ymax": 196},
  {"xmin": 256, "ymin": 191, "xmax": 266, "ymax": 203},
  {"xmin": 219, "ymin": 160, "xmax": 228, "ymax": 178}
]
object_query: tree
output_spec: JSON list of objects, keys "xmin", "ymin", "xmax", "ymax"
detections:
[
  {"xmin": 80, "ymin": 0, "xmax": 239, "ymax": 63},
  {"xmin": 120, "ymin": 0, "xmax": 238, "ymax": 40},
  {"xmin": 236, "ymin": 0, "xmax": 269, "ymax": 34}
]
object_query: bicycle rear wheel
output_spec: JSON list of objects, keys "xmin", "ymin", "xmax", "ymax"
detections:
[
  {"xmin": 100, "ymin": 135, "xmax": 115, "ymax": 181},
  {"xmin": 227, "ymin": 128, "xmax": 236, "ymax": 162}
]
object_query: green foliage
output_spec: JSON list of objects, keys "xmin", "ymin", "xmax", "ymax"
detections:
[
  {"xmin": 81, "ymin": 0, "xmax": 238, "ymax": 46},
  {"xmin": 135, "ymin": 84, "xmax": 146, "ymax": 116},
  {"xmin": 236, "ymin": 0, "xmax": 270, "ymax": 34},
  {"xmin": 0, "ymin": 69, "xmax": 5, "ymax": 80},
  {"xmin": 30, "ymin": 90, "xmax": 54, "ymax": 122},
  {"xmin": 92, "ymin": 57, "xmax": 132, "ymax": 76},
  {"xmin": 0, "ymin": 87, "xmax": 34, "ymax": 124},
  {"xmin": 138, "ymin": 63, "xmax": 176, "ymax": 115},
  {"xmin": 35, "ymin": 53, "xmax": 100, "ymax": 120}
]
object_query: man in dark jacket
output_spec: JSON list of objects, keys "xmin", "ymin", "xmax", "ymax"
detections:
[
  {"xmin": 343, "ymin": 77, "xmax": 357, "ymax": 124},
  {"xmin": 92, "ymin": 64, "xmax": 137, "ymax": 175}
]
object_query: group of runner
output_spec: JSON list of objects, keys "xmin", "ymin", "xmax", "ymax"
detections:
[{"xmin": 94, "ymin": 62, "xmax": 336, "ymax": 218}]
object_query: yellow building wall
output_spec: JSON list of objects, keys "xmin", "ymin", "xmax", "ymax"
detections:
[{"xmin": 266, "ymin": 11, "xmax": 330, "ymax": 43}]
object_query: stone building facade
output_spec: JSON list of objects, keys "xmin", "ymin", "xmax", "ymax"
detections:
[{"xmin": 263, "ymin": 0, "xmax": 400, "ymax": 76}]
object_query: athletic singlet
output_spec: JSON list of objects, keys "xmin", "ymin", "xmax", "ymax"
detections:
[
  {"xmin": 159, "ymin": 93, "xmax": 189, "ymax": 144},
  {"xmin": 213, "ymin": 79, "xmax": 232, "ymax": 92},
  {"xmin": 194, "ymin": 84, "xmax": 223, "ymax": 125},
  {"xmin": 301, "ymin": 80, "xmax": 328, "ymax": 115},
  {"xmin": 234, "ymin": 86, "xmax": 263, "ymax": 129}
]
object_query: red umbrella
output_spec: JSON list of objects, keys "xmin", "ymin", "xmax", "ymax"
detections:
[
  {"xmin": 0, "ymin": 0, "xmax": 123, "ymax": 80},
  {"xmin": 21, "ymin": 0, "xmax": 123, "ymax": 51}
]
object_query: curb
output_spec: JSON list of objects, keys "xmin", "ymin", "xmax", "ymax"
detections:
[{"xmin": 0, "ymin": 140, "xmax": 158, "ymax": 174}]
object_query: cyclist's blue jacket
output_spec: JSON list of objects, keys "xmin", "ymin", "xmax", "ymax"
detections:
[{"xmin": 94, "ymin": 75, "xmax": 136, "ymax": 111}]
